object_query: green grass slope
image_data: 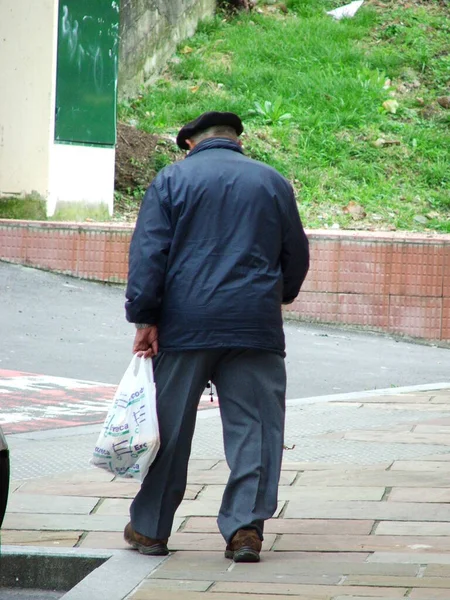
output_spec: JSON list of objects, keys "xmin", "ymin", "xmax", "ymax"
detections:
[{"xmin": 119, "ymin": 0, "xmax": 449, "ymax": 232}]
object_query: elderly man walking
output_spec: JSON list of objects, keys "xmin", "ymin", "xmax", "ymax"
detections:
[{"xmin": 124, "ymin": 111, "xmax": 309, "ymax": 562}]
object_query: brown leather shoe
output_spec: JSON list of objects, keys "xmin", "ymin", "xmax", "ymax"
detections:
[
  {"xmin": 124, "ymin": 522, "xmax": 169, "ymax": 556},
  {"xmin": 225, "ymin": 528, "xmax": 262, "ymax": 563}
]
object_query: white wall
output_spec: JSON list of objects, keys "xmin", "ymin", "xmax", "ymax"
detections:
[
  {"xmin": 48, "ymin": 143, "xmax": 115, "ymax": 216},
  {"xmin": 0, "ymin": 1, "xmax": 58, "ymax": 197}
]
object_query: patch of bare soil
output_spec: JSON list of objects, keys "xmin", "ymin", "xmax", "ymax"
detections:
[
  {"xmin": 115, "ymin": 122, "xmax": 160, "ymax": 192},
  {"xmin": 114, "ymin": 123, "xmax": 182, "ymax": 220}
]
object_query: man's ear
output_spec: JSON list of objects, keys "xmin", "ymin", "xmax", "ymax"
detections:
[
  {"xmin": 237, "ymin": 139, "xmax": 243, "ymax": 147},
  {"xmin": 186, "ymin": 139, "xmax": 196, "ymax": 150}
]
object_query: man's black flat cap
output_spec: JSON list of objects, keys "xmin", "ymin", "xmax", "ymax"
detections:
[{"xmin": 176, "ymin": 111, "xmax": 244, "ymax": 150}]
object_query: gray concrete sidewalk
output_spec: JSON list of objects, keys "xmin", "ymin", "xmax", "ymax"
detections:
[{"xmin": 3, "ymin": 385, "xmax": 450, "ymax": 599}]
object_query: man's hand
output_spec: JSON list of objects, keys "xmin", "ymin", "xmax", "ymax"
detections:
[{"xmin": 133, "ymin": 326, "xmax": 159, "ymax": 359}]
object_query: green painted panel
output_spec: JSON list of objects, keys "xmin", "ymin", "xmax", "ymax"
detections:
[{"xmin": 55, "ymin": 0, "xmax": 120, "ymax": 146}]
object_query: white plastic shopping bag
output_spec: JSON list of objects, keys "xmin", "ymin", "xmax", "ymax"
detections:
[
  {"xmin": 91, "ymin": 355, "xmax": 160, "ymax": 481},
  {"xmin": 327, "ymin": 0, "xmax": 364, "ymax": 20}
]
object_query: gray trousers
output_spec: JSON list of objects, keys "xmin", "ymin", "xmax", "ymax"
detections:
[{"xmin": 130, "ymin": 349, "xmax": 286, "ymax": 543}]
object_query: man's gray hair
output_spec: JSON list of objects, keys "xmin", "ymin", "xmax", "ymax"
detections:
[{"xmin": 189, "ymin": 125, "xmax": 239, "ymax": 144}]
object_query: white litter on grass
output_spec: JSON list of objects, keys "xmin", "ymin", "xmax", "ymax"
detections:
[{"xmin": 327, "ymin": 0, "xmax": 364, "ymax": 20}]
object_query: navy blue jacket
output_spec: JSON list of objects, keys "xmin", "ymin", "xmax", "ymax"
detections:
[{"xmin": 125, "ymin": 138, "xmax": 309, "ymax": 355}]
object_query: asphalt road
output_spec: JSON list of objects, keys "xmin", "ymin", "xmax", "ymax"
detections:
[{"xmin": 1, "ymin": 261, "xmax": 449, "ymax": 398}]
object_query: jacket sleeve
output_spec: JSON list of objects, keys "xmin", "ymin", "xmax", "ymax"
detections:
[
  {"xmin": 125, "ymin": 176, "xmax": 172, "ymax": 324},
  {"xmin": 280, "ymin": 186, "xmax": 310, "ymax": 304}
]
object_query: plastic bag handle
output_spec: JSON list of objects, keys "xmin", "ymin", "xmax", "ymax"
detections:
[{"xmin": 131, "ymin": 354, "xmax": 155, "ymax": 384}]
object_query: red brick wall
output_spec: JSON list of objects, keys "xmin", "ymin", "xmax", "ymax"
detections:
[
  {"xmin": 288, "ymin": 230, "xmax": 450, "ymax": 341},
  {"xmin": 1, "ymin": 220, "xmax": 449, "ymax": 342}
]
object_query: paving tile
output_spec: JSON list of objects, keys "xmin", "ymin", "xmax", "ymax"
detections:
[
  {"xmin": 319, "ymin": 432, "xmax": 345, "ymax": 440},
  {"xmin": 80, "ymin": 531, "xmax": 129, "ymax": 549},
  {"xmin": 212, "ymin": 580, "xmax": 342, "ymax": 592},
  {"xmin": 284, "ymin": 552, "xmax": 370, "ymax": 563},
  {"xmin": 408, "ymin": 391, "xmax": 450, "ymax": 400},
  {"xmin": 188, "ymin": 459, "xmax": 221, "ymax": 471},
  {"xmin": 16, "ymin": 481, "xmax": 201, "ymax": 500},
  {"xmin": 176, "ymin": 499, "xmax": 284, "ymax": 518},
  {"xmin": 0, "ymin": 530, "xmax": 82, "ymax": 547},
  {"xmin": 55, "ymin": 469, "xmax": 116, "ymax": 483},
  {"xmin": 283, "ymin": 500, "xmax": 450, "ymax": 521},
  {"xmin": 343, "ymin": 431, "xmax": 450, "ymax": 445},
  {"xmin": 281, "ymin": 462, "xmax": 392, "ymax": 471},
  {"xmin": 368, "ymin": 552, "xmax": 450, "ymax": 564},
  {"xmin": 151, "ymin": 551, "xmax": 369, "ymax": 583},
  {"xmin": 157, "ymin": 557, "xmax": 418, "ymax": 578},
  {"xmin": 8, "ymin": 481, "xmax": 23, "ymax": 493},
  {"xmin": 376, "ymin": 522, "xmax": 450, "ymax": 536},
  {"xmin": 431, "ymin": 396, "xmax": 450, "ymax": 405},
  {"xmin": 129, "ymin": 591, "xmax": 312, "ymax": 600},
  {"xmin": 209, "ymin": 461, "xmax": 228, "ymax": 471},
  {"xmin": 168, "ymin": 532, "xmax": 277, "ymax": 552},
  {"xmin": 295, "ymin": 470, "xmax": 450, "ymax": 488},
  {"xmin": 273, "ymin": 534, "xmax": 450, "ymax": 552},
  {"xmin": 95, "ymin": 498, "xmax": 131, "ymax": 515},
  {"xmin": 345, "ymin": 575, "xmax": 450, "ymax": 588},
  {"xmin": 425, "ymin": 564, "xmax": 450, "ymax": 576},
  {"xmin": 151, "ymin": 551, "xmax": 235, "ymax": 578},
  {"xmin": 232, "ymin": 555, "xmax": 417, "ymax": 577},
  {"xmin": 415, "ymin": 425, "xmax": 450, "ymax": 433},
  {"xmin": 137, "ymin": 580, "xmax": 214, "ymax": 592},
  {"xmin": 211, "ymin": 582, "xmax": 407, "ymax": 597},
  {"xmin": 391, "ymin": 461, "xmax": 450, "ymax": 472},
  {"xmin": 332, "ymin": 597, "xmax": 403, "ymax": 600},
  {"xmin": 96, "ymin": 493, "xmax": 227, "ymax": 517},
  {"xmin": 360, "ymin": 403, "xmax": 450, "ymax": 412},
  {"xmin": 409, "ymin": 591, "xmax": 450, "ymax": 599},
  {"xmin": 176, "ymin": 516, "xmax": 219, "ymax": 534},
  {"xmin": 357, "ymin": 394, "xmax": 434, "ymax": 404},
  {"xmin": 80, "ymin": 518, "xmax": 184, "ymax": 548},
  {"xmin": 182, "ymin": 517, "xmax": 374, "ymax": 536},
  {"xmin": 200, "ymin": 485, "xmax": 385, "ymax": 502},
  {"xmin": 16, "ymin": 480, "xmax": 140, "ymax": 498},
  {"xmin": 388, "ymin": 488, "xmax": 450, "ymax": 503},
  {"xmin": 183, "ymin": 486, "xmax": 204, "ymax": 500},
  {"xmin": 416, "ymin": 416, "xmax": 450, "ymax": 425},
  {"xmin": 2, "ymin": 512, "xmax": 129, "ymax": 532},
  {"xmin": 415, "ymin": 453, "xmax": 450, "ymax": 461},
  {"xmin": 6, "ymin": 493, "xmax": 99, "ymax": 514},
  {"xmin": 186, "ymin": 471, "xmax": 296, "ymax": 485},
  {"xmin": 280, "ymin": 486, "xmax": 384, "ymax": 501},
  {"xmin": 16, "ymin": 469, "xmax": 116, "ymax": 493},
  {"xmin": 328, "ymin": 402, "xmax": 364, "ymax": 408}
]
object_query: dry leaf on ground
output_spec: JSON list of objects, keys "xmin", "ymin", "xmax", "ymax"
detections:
[
  {"xmin": 437, "ymin": 96, "xmax": 450, "ymax": 109},
  {"xmin": 343, "ymin": 201, "xmax": 367, "ymax": 220}
]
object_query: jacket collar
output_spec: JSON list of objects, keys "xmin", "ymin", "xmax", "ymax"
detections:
[{"xmin": 186, "ymin": 137, "xmax": 244, "ymax": 158}]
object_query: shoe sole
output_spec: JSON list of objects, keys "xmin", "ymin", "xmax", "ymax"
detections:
[
  {"xmin": 225, "ymin": 547, "xmax": 260, "ymax": 563},
  {"xmin": 128, "ymin": 540, "xmax": 169, "ymax": 556}
]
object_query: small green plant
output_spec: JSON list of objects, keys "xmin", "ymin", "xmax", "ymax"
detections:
[
  {"xmin": 249, "ymin": 97, "xmax": 293, "ymax": 126},
  {"xmin": 0, "ymin": 194, "xmax": 46, "ymax": 220}
]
